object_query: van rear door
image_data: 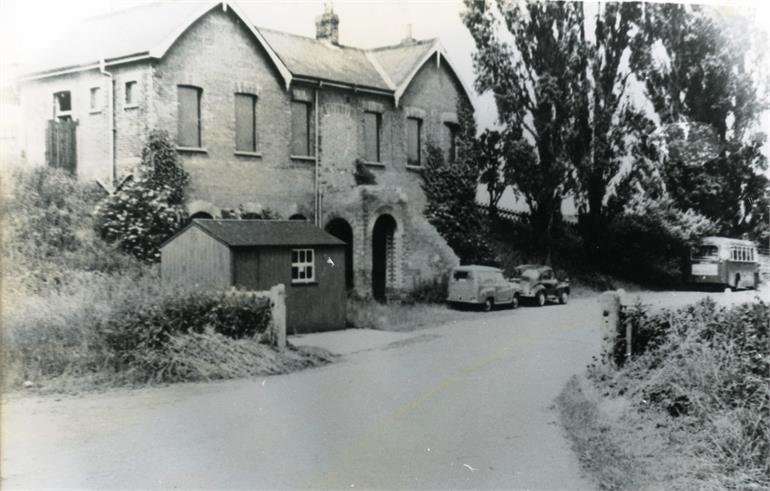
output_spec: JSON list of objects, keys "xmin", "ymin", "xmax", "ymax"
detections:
[{"xmin": 448, "ymin": 270, "xmax": 476, "ymax": 303}]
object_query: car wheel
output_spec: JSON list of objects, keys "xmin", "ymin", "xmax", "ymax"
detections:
[
  {"xmin": 483, "ymin": 298, "xmax": 493, "ymax": 312},
  {"xmin": 559, "ymin": 291, "xmax": 569, "ymax": 305},
  {"xmin": 511, "ymin": 294, "xmax": 519, "ymax": 310},
  {"xmin": 536, "ymin": 291, "xmax": 546, "ymax": 307}
]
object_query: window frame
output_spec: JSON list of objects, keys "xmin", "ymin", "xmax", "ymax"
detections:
[
  {"xmin": 53, "ymin": 90, "xmax": 72, "ymax": 120},
  {"xmin": 177, "ymin": 85, "xmax": 203, "ymax": 150},
  {"xmin": 291, "ymin": 100, "xmax": 313, "ymax": 158},
  {"xmin": 124, "ymin": 80, "xmax": 138, "ymax": 108},
  {"xmin": 363, "ymin": 110, "xmax": 382, "ymax": 163},
  {"xmin": 291, "ymin": 248, "xmax": 316, "ymax": 284},
  {"xmin": 234, "ymin": 92, "xmax": 259, "ymax": 154},
  {"xmin": 444, "ymin": 122, "xmax": 459, "ymax": 163},
  {"xmin": 89, "ymin": 87, "xmax": 101, "ymax": 113},
  {"xmin": 406, "ymin": 116, "xmax": 422, "ymax": 167}
]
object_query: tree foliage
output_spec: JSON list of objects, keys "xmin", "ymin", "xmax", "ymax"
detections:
[
  {"xmin": 463, "ymin": 0, "xmax": 587, "ymax": 259},
  {"xmin": 95, "ymin": 130, "xmax": 189, "ymax": 262}
]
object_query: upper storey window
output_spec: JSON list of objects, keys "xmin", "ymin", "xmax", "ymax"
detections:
[
  {"xmin": 364, "ymin": 111, "xmax": 381, "ymax": 163},
  {"xmin": 406, "ymin": 117, "xmax": 422, "ymax": 167},
  {"xmin": 54, "ymin": 91, "xmax": 72, "ymax": 120},
  {"xmin": 177, "ymin": 85, "xmax": 202, "ymax": 148},
  {"xmin": 291, "ymin": 101, "xmax": 313, "ymax": 157},
  {"xmin": 235, "ymin": 93, "xmax": 258, "ymax": 153}
]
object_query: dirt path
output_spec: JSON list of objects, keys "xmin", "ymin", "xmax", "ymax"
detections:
[{"xmin": 1, "ymin": 288, "xmax": 764, "ymax": 489}]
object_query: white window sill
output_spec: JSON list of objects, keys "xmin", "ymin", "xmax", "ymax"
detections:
[
  {"xmin": 89, "ymin": 109, "xmax": 102, "ymax": 115},
  {"xmin": 406, "ymin": 165, "xmax": 423, "ymax": 172},
  {"xmin": 234, "ymin": 151, "xmax": 262, "ymax": 158},
  {"xmin": 362, "ymin": 160, "xmax": 385, "ymax": 168},
  {"xmin": 176, "ymin": 147, "xmax": 207, "ymax": 154},
  {"xmin": 124, "ymin": 104, "xmax": 139, "ymax": 110},
  {"xmin": 291, "ymin": 155, "xmax": 316, "ymax": 162},
  {"xmin": 291, "ymin": 280, "xmax": 318, "ymax": 286}
]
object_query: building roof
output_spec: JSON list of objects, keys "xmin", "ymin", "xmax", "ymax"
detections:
[
  {"xmin": 184, "ymin": 219, "xmax": 345, "ymax": 248},
  {"xmin": 19, "ymin": 1, "xmax": 472, "ymax": 105}
]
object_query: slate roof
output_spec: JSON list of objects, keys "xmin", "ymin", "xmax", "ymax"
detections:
[
  {"xmin": 190, "ymin": 219, "xmax": 345, "ymax": 247},
  {"xmin": 259, "ymin": 28, "xmax": 392, "ymax": 91},
  {"xmin": 20, "ymin": 0, "xmax": 446, "ymax": 98}
]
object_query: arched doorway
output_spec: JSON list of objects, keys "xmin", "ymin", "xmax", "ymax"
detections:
[
  {"xmin": 190, "ymin": 211, "xmax": 213, "ymax": 220},
  {"xmin": 325, "ymin": 218, "xmax": 354, "ymax": 290},
  {"xmin": 372, "ymin": 214, "xmax": 397, "ymax": 302}
]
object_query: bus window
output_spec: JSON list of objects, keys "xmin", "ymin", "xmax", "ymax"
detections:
[{"xmin": 693, "ymin": 245, "xmax": 719, "ymax": 259}]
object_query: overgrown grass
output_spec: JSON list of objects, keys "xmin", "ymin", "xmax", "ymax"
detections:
[
  {"xmin": 346, "ymin": 296, "xmax": 475, "ymax": 332},
  {"xmin": 559, "ymin": 300, "xmax": 770, "ymax": 490}
]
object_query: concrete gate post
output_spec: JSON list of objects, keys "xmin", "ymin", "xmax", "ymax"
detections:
[
  {"xmin": 599, "ymin": 291, "xmax": 622, "ymax": 363},
  {"xmin": 269, "ymin": 284, "xmax": 286, "ymax": 350}
]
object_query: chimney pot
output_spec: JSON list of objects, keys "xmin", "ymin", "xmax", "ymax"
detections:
[{"xmin": 316, "ymin": 2, "xmax": 340, "ymax": 44}]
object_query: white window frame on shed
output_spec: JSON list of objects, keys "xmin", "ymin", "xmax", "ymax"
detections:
[{"xmin": 291, "ymin": 248, "xmax": 315, "ymax": 284}]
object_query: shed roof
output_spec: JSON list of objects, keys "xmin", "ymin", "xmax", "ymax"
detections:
[{"xmin": 185, "ymin": 219, "xmax": 345, "ymax": 248}]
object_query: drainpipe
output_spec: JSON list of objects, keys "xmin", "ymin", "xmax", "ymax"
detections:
[
  {"xmin": 99, "ymin": 59, "xmax": 116, "ymax": 185},
  {"xmin": 314, "ymin": 84, "xmax": 321, "ymax": 226}
]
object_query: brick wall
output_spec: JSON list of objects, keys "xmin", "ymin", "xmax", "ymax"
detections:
[{"xmin": 151, "ymin": 7, "xmax": 314, "ymax": 216}]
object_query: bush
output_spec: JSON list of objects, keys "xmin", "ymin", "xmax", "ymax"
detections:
[
  {"xmin": 2, "ymin": 275, "xmax": 276, "ymax": 388},
  {"xmin": 95, "ymin": 130, "xmax": 189, "ymax": 262},
  {"xmin": 590, "ymin": 299, "xmax": 770, "ymax": 488}
]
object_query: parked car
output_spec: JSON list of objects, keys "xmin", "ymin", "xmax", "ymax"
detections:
[
  {"xmin": 510, "ymin": 265, "xmax": 570, "ymax": 306},
  {"xmin": 447, "ymin": 265, "xmax": 521, "ymax": 311}
]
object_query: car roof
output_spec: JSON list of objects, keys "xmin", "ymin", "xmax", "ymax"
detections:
[{"xmin": 515, "ymin": 264, "xmax": 551, "ymax": 271}]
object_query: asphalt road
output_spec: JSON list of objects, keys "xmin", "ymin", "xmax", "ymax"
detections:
[{"xmin": 2, "ymin": 288, "xmax": 764, "ymax": 489}]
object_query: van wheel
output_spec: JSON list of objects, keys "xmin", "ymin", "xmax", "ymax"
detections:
[
  {"xmin": 483, "ymin": 298, "xmax": 493, "ymax": 312},
  {"xmin": 536, "ymin": 291, "xmax": 546, "ymax": 307},
  {"xmin": 559, "ymin": 291, "xmax": 569, "ymax": 305},
  {"xmin": 511, "ymin": 294, "xmax": 519, "ymax": 310}
]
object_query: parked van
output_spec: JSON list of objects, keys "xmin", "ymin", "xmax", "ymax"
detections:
[{"xmin": 447, "ymin": 265, "xmax": 520, "ymax": 311}]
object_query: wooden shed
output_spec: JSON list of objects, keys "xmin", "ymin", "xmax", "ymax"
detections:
[{"xmin": 160, "ymin": 219, "xmax": 346, "ymax": 334}]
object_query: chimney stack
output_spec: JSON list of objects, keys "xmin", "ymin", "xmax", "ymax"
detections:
[
  {"xmin": 315, "ymin": 2, "xmax": 339, "ymax": 45},
  {"xmin": 402, "ymin": 23, "xmax": 415, "ymax": 44}
]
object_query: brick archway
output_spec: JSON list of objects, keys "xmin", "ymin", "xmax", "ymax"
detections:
[
  {"xmin": 325, "ymin": 217, "xmax": 354, "ymax": 290},
  {"xmin": 372, "ymin": 214, "xmax": 397, "ymax": 301}
]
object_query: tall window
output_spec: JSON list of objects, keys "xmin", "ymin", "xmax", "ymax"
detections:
[
  {"xmin": 444, "ymin": 122, "xmax": 458, "ymax": 163},
  {"xmin": 364, "ymin": 111, "xmax": 381, "ymax": 162},
  {"xmin": 177, "ymin": 85, "xmax": 202, "ymax": 148},
  {"xmin": 235, "ymin": 93, "xmax": 257, "ymax": 152},
  {"xmin": 89, "ymin": 87, "xmax": 100, "ymax": 111},
  {"xmin": 291, "ymin": 248, "xmax": 315, "ymax": 283},
  {"xmin": 406, "ymin": 117, "xmax": 422, "ymax": 166},
  {"xmin": 291, "ymin": 101, "xmax": 312, "ymax": 156},
  {"xmin": 125, "ymin": 81, "xmax": 137, "ymax": 106}
]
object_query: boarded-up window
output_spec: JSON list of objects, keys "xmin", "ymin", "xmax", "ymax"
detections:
[
  {"xmin": 235, "ymin": 93, "xmax": 257, "ymax": 152},
  {"xmin": 407, "ymin": 117, "xmax": 422, "ymax": 166},
  {"xmin": 444, "ymin": 123, "xmax": 458, "ymax": 162},
  {"xmin": 291, "ymin": 101, "xmax": 312, "ymax": 156},
  {"xmin": 125, "ymin": 81, "xmax": 137, "ymax": 106},
  {"xmin": 364, "ymin": 111, "xmax": 381, "ymax": 162},
  {"xmin": 177, "ymin": 85, "xmax": 202, "ymax": 148}
]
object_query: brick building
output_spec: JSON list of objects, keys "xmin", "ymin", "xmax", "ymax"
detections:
[{"xmin": 17, "ymin": 1, "xmax": 473, "ymax": 299}]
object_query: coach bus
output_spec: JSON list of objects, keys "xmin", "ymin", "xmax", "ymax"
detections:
[{"xmin": 688, "ymin": 236, "xmax": 760, "ymax": 290}]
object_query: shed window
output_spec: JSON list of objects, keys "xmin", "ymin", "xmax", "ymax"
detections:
[
  {"xmin": 177, "ymin": 85, "xmax": 202, "ymax": 148},
  {"xmin": 291, "ymin": 248, "xmax": 315, "ymax": 283},
  {"xmin": 291, "ymin": 101, "xmax": 312, "ymax": 156},
  {"xmin": 364, "ymin": 111, "xmax": 381, "ymax": 162},
  {"xmin": 125, "ymin": 81, "xmax": 137, "ymax": 106},
  {"xmin": 235, "ymin": 93, "xmax": 257, "ymax": 152},
  {"xmin": 406, "ymin": 117, "xmax": 422, "ymax": 166},
  {"xmin": 89, "ymin": 87, "xmax": 100, "ymax": 111}
]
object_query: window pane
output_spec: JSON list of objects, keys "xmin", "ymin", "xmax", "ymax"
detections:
[
  {"xmin": 407, "ymin": 117, "xmax": 421, "ymax": 166},
  {"xmin": 178, "ymin": 86, "xmax": 201, "ymax": 147},
  {"xmin": 306, "ymin": 266, "xmax": 313, "ymax": 279},
  {"xmin": 90, "ymin": 87, "xmax": 99, "ymax": 110},
  {"xmin": 292, "ymin": 250, "xmax": 298, "ymax": 262},
  {"xmin": 292, "ymin": 266, "xmax": 299, "ymax": 279},
  {"xmin": 291, "ymin": 101, "xmax": 310, "ymax": 156},
  {"xmin": 55, "ymin": 91, "xmax": 71, "ymax": 112},
  {"xmin": 307, "ymin": 249, "xmax": 313, "ymax": 262},
  {"xmin": 235, "ymin": 93, "xmax": 256, "ymax": 152},
  {"xmin": 364, "ymin": 112, "xmax": 380, "ymax": 162},
  {"xmin": 444, "ymin": 123, "xmax": 457, "ymax": 162}
]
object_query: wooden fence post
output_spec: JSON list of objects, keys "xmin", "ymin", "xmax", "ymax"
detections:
[{"xmin": 269, "ymin": 284, "xmax": 286, "ymax": 350}]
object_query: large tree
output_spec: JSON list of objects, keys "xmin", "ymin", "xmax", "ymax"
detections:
[
  {"xmin": 633, "ymin": 3, "xmax": 769, "ymax": 242},
  {"xmin": 462, "ymin": 0, "xmax": 586, "ymax": 260}
]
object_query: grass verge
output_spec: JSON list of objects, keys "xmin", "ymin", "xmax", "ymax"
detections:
[{"xmin": 347, "ymin": 297, "xmax": 477, "ymax": 332}]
